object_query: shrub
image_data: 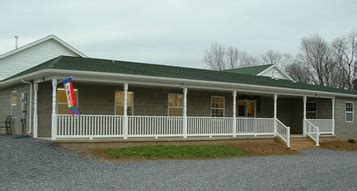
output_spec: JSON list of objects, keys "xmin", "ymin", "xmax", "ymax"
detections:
[{"xmin": 348, "ymin": 139, "xmax": 356, "ymax": 144}]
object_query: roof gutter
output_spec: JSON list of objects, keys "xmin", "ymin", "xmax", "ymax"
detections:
[{"xmin": 2, "ymin": 69, "xmax": 357, "ymax": 99}]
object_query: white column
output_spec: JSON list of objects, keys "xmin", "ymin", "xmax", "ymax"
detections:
[
  {"xmin": 123, "ymin": 83, "xmax": 128, "ymax": 139},
  {"xmin": 33, "ymin": 82, "xmax": 38, "ymax": 138},
  {"xmin": 232, "ymin": 90, "xmax": 237, "ymax": 137},
  {"xmin": 332, "ymin": 97, "xmax": 335, "ymax": 136},
  {"xmin": 273, "ymin": 93, "xmax": 278, "ymax": 135},
  {"xmin": 51, "ymin": 78, "xmax": 57, "ymax": 140},
  {"xmin": 183, "ymin": 86, "xmax": 188, "ymax": 138},
  {"xmin": 303, "ymin": 96, "xmax": 307, "ymax": 136}
]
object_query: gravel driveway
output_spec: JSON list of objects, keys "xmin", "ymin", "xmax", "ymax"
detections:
[{"xmin": 1, "ymin": 135, "xmax": 356, "ymax": 191}]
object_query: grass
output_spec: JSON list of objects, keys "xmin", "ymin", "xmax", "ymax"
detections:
[{"xmin": 105, "ymin": 144, "xmax": 248, "ymax": 160}]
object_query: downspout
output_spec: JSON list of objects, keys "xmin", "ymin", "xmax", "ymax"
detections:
[{"xmin": 21, "ymin": 79, "xmax": 33, "ymax": 135}]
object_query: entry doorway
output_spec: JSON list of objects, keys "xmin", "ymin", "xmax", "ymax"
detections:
[{"xmin": 237, "ymin": 100, "xmax": 256, "ymax": 117}]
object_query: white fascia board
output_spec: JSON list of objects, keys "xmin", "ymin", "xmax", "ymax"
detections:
[
  {"xmin": 257, "ymin": 65, "xmax": 295, "ymax": 82},
  {"xmin": 0, "ymin": 35, "xmax": 87, "ymax": 59},
  {"xmin": 1, "ymin": 69, "xmax": 356, "ymax": 99}
]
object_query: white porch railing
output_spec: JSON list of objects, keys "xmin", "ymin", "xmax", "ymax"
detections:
[
  {"xmin": 276, "ymin": 119, "xmax": 290, "ymax": 148},
  {"xmin": 55, "ymin": 115, "xmax": 278, "ymax": 139},
  {"xmin": 128, "ymin": 116, "xmax": 183, "ymax": 137},
  {"xmin": 307, "ymin": 119, "xmax": 333, "ymax": 134},
  {"xmin": 236, "ymin": 117, "xmax": 275, "ymax": 135},
  {"xmin": 57, "ymin": 115, "xmax": 124, "ymax": 138},
  {"xmin": 305, "ymin": 119, "xmax": 320, "ymax": 146},
  {"xmin": 187, "ymin": 117, "xmax": 233, "ymax": 136}
]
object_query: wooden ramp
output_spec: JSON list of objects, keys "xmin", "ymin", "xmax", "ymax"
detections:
[{"xmin": 290, "ymin": 137, "xmax": 316, "ymax": 150}]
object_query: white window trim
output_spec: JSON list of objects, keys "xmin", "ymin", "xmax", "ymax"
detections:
[
  {"xmin": 345, "ymin": 101, "xmax": 354, "ymax": 123},
  {"xmin": 211, "ymin": 96, "xmax": 225, "ymax": 117},
  {"xmin": 237, "ymin": 100, "xmax": 256, "ymax": 118},
  {"xmin": 10, "ymin": 90, "xmax": 17, "ymax": 118},
  {"xmin": 306, "ymin": 101, "xmax": 317, "ymax": 119},
  {"xmin": 114, "ymin": 91, "xmax": 134, "ymax": 115},
  {"xmin": 57, "ymin": 88, "xmax": 79, "ymax": 114},
  {"xmin": 167, "ymin": 93, "xmax": 183, "ymax": 116}
]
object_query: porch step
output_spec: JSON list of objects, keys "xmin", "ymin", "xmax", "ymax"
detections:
[{"xmin": 290, "ymin": 137, "xmax": 316, "ymax": 149}]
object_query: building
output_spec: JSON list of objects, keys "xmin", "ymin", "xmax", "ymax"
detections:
[{"xmin": 0, "ymin": 35, "xmax": 356, "ymax": 147}]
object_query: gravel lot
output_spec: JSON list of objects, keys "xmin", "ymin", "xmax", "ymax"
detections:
[{"xmin": 1, "ymin": 135, "xmax": 357, "ymax": 191}]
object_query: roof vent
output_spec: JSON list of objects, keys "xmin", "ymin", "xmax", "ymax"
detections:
[{"xmin": 14, "ymin": 36, "xmax": 19, "ymax": 49}]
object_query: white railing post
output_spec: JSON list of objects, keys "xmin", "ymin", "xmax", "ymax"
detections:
[
  {"xmin": 273, "ymin": 94, "xmax": 278, "ymax": 136},
  {"xmin": 183, "ymin": 86, "xmax": 188, "ymax": 138},
  {"xmin": 123, "ymin": 83, "xmax": 128, "ymax": 139},
  {"xmin": 332, "ymin": 97, "xmax": 335, "ymax": 136},
  {"xmin": 303, "ymin": 96, "xmax": 307, "ymax": 136},
  {"xmin": 51, "ymin": 78, "xmax": 57, "ymax": 140},
  {"xmin": 232, "ymin": 90, "xmax": 237, "ymax": 137},
  {"xmin": 33, "ymin": 82, "xmax": 38, "ymax": 138},
  {"xmin": 287, "ymin": 126, "xmax": 291, "ymax": 148}
]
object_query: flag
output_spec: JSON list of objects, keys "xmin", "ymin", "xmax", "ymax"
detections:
[{"xmin": 62, "ymin": 77, "xmax": 80, "ymax": 115}]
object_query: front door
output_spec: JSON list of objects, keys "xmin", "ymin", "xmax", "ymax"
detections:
[{"xmin": 237, "ymin": 100, "xmax": 256, "ymax": 117}]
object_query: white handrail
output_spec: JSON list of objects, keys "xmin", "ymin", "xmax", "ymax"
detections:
[
  {"xmin": 305, "ymin": 119, "xmax": 320, "ymax": 146},
  {"xmin": 275, "ymin": 119, "xmax": 290, "ymax": 148}
]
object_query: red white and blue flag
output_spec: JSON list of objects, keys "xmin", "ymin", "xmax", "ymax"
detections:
[{"xmin": 62, "ymin": 77, "xmax": 80, "ymax": 115}]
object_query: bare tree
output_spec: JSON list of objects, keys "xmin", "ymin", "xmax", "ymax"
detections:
[
  {"xmin": 331, "ymin": 32, "xmax": 357, "ymax": 90},
  {"xmin": 298, "ymin": 35, "xmax": 336, "ymax": 86},
  {"xmin": 203, "ymin": 43, "xmax": 226, "ymax": 71},
  {"xmin": 262, "ymin": 50, "xmax": 283, "ymax": 65},
  {"xmin": 204, "ymin": 43, "xmax": 260, "ymax": 70},
  {"xmin": 285, "ymin": 62, "xmax": 310, "ymax": 83},
  {"xmin": 226, "ymin": 46, "xmax": 239, "ymax": 69}
]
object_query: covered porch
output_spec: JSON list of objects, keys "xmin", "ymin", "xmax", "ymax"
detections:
[{"xmin": 33, "ymin": 78, "xmax": 336, "ymax": 148}]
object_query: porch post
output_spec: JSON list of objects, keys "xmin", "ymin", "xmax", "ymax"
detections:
[
  {"xmin": 273, "ymin": 93, "xmax": 278, "ymax": 135},
  {"xmin": 332, "ymin": 97, "xmax": 335, "ymax": 136},
  {"xmin": 51, "ymin": 78, "xmax": 57, "ymax": 140},
  {"xmin": 123, "ymin": 83, "xmax": 128, "ymax": 139},
  {"xmin": 33, "ymin": 82, "xmax": 38, "ymax": 138},
  {"xmin": 303, "ymin": 96, "xmax": 307, "ymax": 136},
  {"xmin": 232, "ymin": 90, "xmax": 237, "ymax": 137},
  {"xmin": 183, "ymin": 86, "xmax": 188, "ymax": 138}
]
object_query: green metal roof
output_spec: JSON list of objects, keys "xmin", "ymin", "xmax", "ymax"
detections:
[
  {"xmin": 3, "ymin": 56, "xmax": 357, "ymax": 96},
  {"xmin": 223, "ymin": 64, "xmax": 274, "ymax": 75}
]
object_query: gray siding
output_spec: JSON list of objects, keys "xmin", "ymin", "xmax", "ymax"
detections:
[
  {"xmin": 335, "ymin": 97, "xmax": 357, "ymax": 138},
  {"xmin": 0, "ymin": 84, "xmax": 31, "ymax": 135}
]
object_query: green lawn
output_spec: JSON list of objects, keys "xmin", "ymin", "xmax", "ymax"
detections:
[{"xmin": 105, "ymin": 144, "xmax": 248, "ymax": 159}]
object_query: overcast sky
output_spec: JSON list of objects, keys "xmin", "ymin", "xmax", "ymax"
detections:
[{"xmin": 0, "ymin": 0, "xmax": 356, "ymax": 68}]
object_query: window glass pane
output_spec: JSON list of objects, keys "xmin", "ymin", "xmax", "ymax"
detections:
[
  {"xmin": 238, "ymin": 103, "xmax": 245, "ymax": 117},
  {"xmin": 168, "ymin": 95, "xmax": 183, "ymax": 107},
  {"xmin": 58, "ymin": 104, "xmax": 69, "ymax": 114},
  {"xmin": 57, "ymin": 88, "xmax": 78, "ymax": 104},
  {"xmin": 169, "ymin": 108, "xmax": 183, "ymax": 116},
  {"xmin": 346, "ymin": 113, "xmax": 353, "ymax": 122},
  {"xmin": 306, "ymin": 102, "xmax": 316, "ymax": 112},
  {"xmin": 115, "ymin": 106, "xmax": 133, "ymax": 115},
  {"xmin": 212, "ymin": 109, "xmax": 224, "ymax": 117},
  {"xmin": 306, "ymin": 113, "xmax": 317, "ymax": 119},
  {"xmin": 11, "ymin": 92, "xmax": 17, "ymax": 105},
  {"xmin": 247, "ymin": 102, "xmax": 255, "ymax": 117},
  {"xmin": 346, "ymin": 103, "xmax": 353, "ymax": 112},
  {"xmin": 115, "ymin": 91, "xmax": 134, "ymax": 106},
  {"xmin": 212, "ymin": 97, "xmax": 224, "ymax": 108}
]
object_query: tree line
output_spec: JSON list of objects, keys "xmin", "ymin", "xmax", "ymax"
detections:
[{"xmin": 203, "ymin": 32, "xmax": 357, "ymax": 91}]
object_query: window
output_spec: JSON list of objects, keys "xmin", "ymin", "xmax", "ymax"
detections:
[
  {"xmin": 168, "ymin": 94, "xmax": 183, "ymax": 116},
  {"xmin": 57, "ymin": 88, "xmax": 78, "ymax": 114},
  {"xmin": 345, "ymin": 102, "xmax": 354, "ymax": 122},
  {"xmin": 11, "ymin": 91, "xmax": 17, "ymax": 117},
  {"xmin": 237, "ymin": 100, "xmax": 256, "ymax": 117},
  {"xmin": 306, "ymin": 101, "xmax": 317, "ymax": 119},
  {"xmin": 115, "ymin": 91, "xmax": 134, "ymax": 115},
  {"xmin": 211, "ymin": 96, "xmax": 225, "ymax": 117}
]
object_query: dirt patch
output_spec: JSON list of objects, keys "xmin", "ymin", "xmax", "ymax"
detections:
[
  {"xmin": 57, "ymin": 139, "xmax": 297, "ymax": 161},
  {"xmin": 320, "ymin": 138, "xmax": 357, "ymax": 151}
]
